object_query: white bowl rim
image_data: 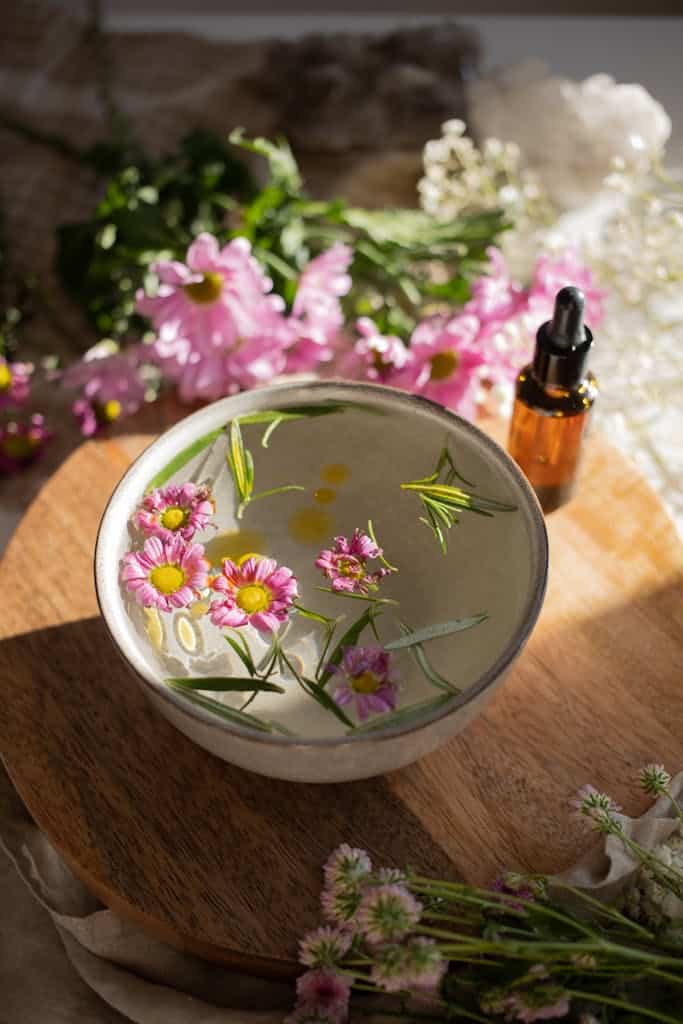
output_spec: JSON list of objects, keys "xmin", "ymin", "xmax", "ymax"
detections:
[{"xmin": 94, "ymin": 380, "xmax": 548, "ymax": 749}]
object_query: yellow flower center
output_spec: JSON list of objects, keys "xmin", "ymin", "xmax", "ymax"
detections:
[
  {"xmin": 0, "ymin": 363, "xmax": 12, "ymax": 391},
  {"xmin": 161, "ymin": 506, "xmax": 188, "ymax": 531},
  {"xmin": 351, "ymin": 671, "xmax": 380, "ymax": 694},
  {"xmin": 236, "ymin": 551, "xmax": 262, "ymax": 567},
  {"xmin": 429, "ymin": 350, "xmax": 459, "ymax": 381},
  {"xmin": 149, "ymin": 564, "xmax": 186, "ymax": 595},
  {"xmin": 338, "ymin": 557, "xmax": 363, "ymax": 578},
  {"xmin": 184, "ymin": 271, "xmax": 223, "ymax": 305},
  {"xmin": 1, "ymin": 435, "xmax": 35, "ymax": 460},
  {"xmin": 102, "ymin": 399, "xmax": 122, "ymax": 422},
  {"xmin": 236, "ymin": 583, "xmax": 271, "ymax": 614}
]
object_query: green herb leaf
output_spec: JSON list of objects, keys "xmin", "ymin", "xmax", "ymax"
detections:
[
  {"xmin": 166, "ymin": 676, "xmax": 285, "ymax": 694},
  {"xmin": 394, "ymin": 623, "xmax": 461, "ymax": 695},
  {"xmin": 294, "ymin": 604, "xmax": 338, "ymax": 626},
  {"xmin": 319, "ymin": 605, "xmax": 382, "ymax": 683},
  {"xmin": 146, "ymin": 427, "xmax": 224, "ymax": 491},
  {"xmin": 351, "ymin": 694, "xmax": 452, "ymax": 734},
  {"xmin": 385, "ymin": 615, "xmax": 488, "ymax": 650},
  {"xmin": 165, "ymin": 682, "xmax": 273, "ymax": 732},
  {"xmin": 224, "ymin": 633, "xmax": 257, "ymax": 675},
  {"xmin": 302, "ymin": 676, "xmax": 356, "ymax": 729}
]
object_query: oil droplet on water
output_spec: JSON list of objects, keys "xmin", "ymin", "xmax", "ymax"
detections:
[
  {"xmin": 204, "ymin": 528, "xmax": 266, "ymax": 567},
  {"xmin": 143, "ymin": 607, "xmax": 164, "ymax": 651},
  {"xmin": 313, "ymin": 487, "xmax": 336, "ymax": 504},
  {"xmin": 320, "ymin": 463, "xmax": 350, "ymax": 486},
  {"xmin": 288, "ymin": 506, "xmax": 334, "ymax": 545}
]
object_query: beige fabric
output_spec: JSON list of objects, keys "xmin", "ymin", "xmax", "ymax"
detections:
[{"xmin": 2, "ymin": 761, "xmax": 681, "ymax": 1023}]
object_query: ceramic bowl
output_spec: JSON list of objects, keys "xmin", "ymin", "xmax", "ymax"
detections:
[{"xmin": 95, "ymin": 381, "xmax": 547, "ymax": 783}]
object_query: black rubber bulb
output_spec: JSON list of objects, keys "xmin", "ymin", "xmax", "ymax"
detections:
[{"xmin": 547, "ymin": 286, "xmax": 586, "ymax": 350}]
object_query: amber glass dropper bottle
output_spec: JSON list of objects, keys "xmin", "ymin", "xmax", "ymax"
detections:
[{"xmin": 507, "ymin": 286, "xmax": 598, "ymax": 513}]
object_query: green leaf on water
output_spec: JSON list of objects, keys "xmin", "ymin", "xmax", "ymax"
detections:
[
  {"xmin": 146, "ymin": 427, "xmax": 224, "ymax": 491},
  {"xmin": 294, "ymin": 603, "xmax": 338, "ymax": 626},
  {"xmin": 384, "ymin": 615, "xmax": 488, "ymax": 651},
  {"xmin": 166, "ymin": 676, "xmax": 285, "ymax": 694},
  {"xmin": 302, "ymin": 676, "xmax": 355, "ymax": 730},
  {"xmin": 319, "ymin": 605, "xmax": 382, "ymax": 684},
  {"xmin": 351, "ymin": 694, "xmax": 453, "ymax": 734},
  {"xmin": 223, "ymin": 632, "xmax": 257, "ymax": 675},
  {"xmin": 165, "ymin": 682, "xmax": 274, "ymax": 732}
]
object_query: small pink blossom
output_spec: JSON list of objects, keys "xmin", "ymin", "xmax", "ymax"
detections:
[
  {"xmin": 402, "ymin": 937, "xmax": 446, "ymax": 992},
  {"xmin": 323, "ymin": 844, "xmax": 372, "ymax": 893},
  {"xmin": 528, "ymin": 250, "xmax": 605, "ymax": 327},
  {"xmin": 288, "ymin": 968, "xmax": 352, "ymax": 1024},
  {"xmin": 328, "ymin": 646, "xmax": 399, "ymax": 722},
  {"xmin": 466, "ymin": 246, "xmax": 526, "ymax": 321},
  {"xmin": 286, "ymin": 244, "xmax": 352, "ymax": 373},
  {"xmin": 134, "ymin": 483, "xmax": 214, "ymax": 541},
  {"xmin": 121, "ymin": 535, "xmax": 209, "ymax": 612},
  {"xmin": 358, "ymin": 883, "xmax": 421, "ymax": 944},
  {"xmin": 60, "ymin": 343, "xmax": 150, "ymax": 436},
  {"xmin": 299, "ymin": 926, "xmax": 352, "ymax": 968},
  {"xmin": 0, "ymin": 357, "xmax": 32, "ymax": 409},
  {"xmin": 571, "ymin": 784, "xmax": 621, "ymax": 823},
  {"xmin": 315, "ymin": 528, "xmax": 394, "ymax": 595},
  {"xmin": 0, "ymin": 413, "xmax": 53, "ymax": 474},
  {"xmin": 209, "ymin": 556, "xmax": 297, "ymax": 633},
  {"xmin": 482, "ymin": 987, "xmax": 571, "ymax": 1022},
  {"xmin": 340, "ymin": 318, "xmax": 411, "ymax": 384}
]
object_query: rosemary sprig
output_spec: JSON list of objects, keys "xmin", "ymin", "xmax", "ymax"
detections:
[
  {"xmin": 166, "ymin": 676, "xmax": 284, "ymax": 694},
  {"xmin": 225, "ymin": 417, "xmax": 304, "ymax": 518},
  {"xmin": 275, "ymin": 636, "xmax": 355, "ymax": 729},
  {"xmin": 401, "ymin": 445, "xmax": 517, "ymax": 554}
]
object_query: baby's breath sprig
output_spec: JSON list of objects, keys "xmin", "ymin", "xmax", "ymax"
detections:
[{"xmin": 401, "ymin": 445, "xmax": 516, "ymax": 554}]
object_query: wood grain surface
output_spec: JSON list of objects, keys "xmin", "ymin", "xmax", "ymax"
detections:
[{"xmin": 1, "ymin": 416, "xmax": 682, "ymax": 976}]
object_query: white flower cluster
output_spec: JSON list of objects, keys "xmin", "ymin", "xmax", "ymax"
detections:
[
  {"xmin": 419, "ymin": 118, "xmax": 552, "ymax": 227},
  {"xmin": 625, "ymin": 828, "xmax": 683, "ymax": 927}
]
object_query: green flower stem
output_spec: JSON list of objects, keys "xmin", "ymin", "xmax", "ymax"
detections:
[
  {"xmin": 566, "ymin": 989, "xmax": 683, "ymax": 1024},
  {"xmin": 314, "ymin": 587, "xmax": 398, "ymax": 606},
  {"xmin": 663, "ymin": 787, "xmax": 683, "ymax": 825},
  {"xmin": 551, "ymin": 882, "xmax": 656, "ymax": 940},
  {"xmin": 647, "ymin": 968, "xmax": 683, "ymax": 986}
]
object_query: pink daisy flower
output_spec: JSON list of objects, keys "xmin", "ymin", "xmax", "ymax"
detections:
[
  {"xmin": 0, "ymin": 357, "xmax": 32, "ymax": 409},
  {"xmin": 339, "ymin": 317, "xmax": 412, "ymax": 385},
  {"xmin": 0, "ymin": 413, "xmax": 53, "ymax": 474},
  {"xmin": 328, "ymin": 646, "xmax": 398, "ymax": 722},
  {"xmin": 299, "ymin": 926, "xmax": 352, "ymax": 968},
  {"xmin": 286, "ymin": 243, "xmax": 353, "ymax": 373},
  {"xmin": 60, "ymin": 342, "xmax": 150, "ymax": 436},
  {"xmin": 209, "ymin": 556, "xmax": 297, "ymax": 633},
  {"xmin": 289, "ymin": 968, "xmax": 352, "ymax": 1024},
  {"xmin": 528, "ymin": 249, "xmax": 605, "ymax": 327},
  {"xmin": 137, "ymin": 233, "xmax": 290, "ymax": 402},
  {"xmin": 465, "ymin": 246, "xmax": 526, "ymax": 322},
  {"xmin": 121, "ymin": 535, "xmax": 209, "ymax": 612},
  {"xmin": 315, "ymin": 528, "xmax": 394, "ymax": 595},
  {"xmin": 401, "ymin": 313, "xmax": 487, "ymax": 420},
  {"xmin": 358, "ymin": 883, "xmax": 422, "ymax": 945},
  {"xmin": 134, "ymin": 483, "xmax": 215, "ymax": 541}
]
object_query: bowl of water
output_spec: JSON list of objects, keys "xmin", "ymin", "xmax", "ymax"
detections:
[{"xmin": 95, "ymin": 381, "xmax": 547, "ymax": 782}]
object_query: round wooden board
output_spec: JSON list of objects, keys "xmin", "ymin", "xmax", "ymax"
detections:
[{"xmin": 1, "ymin": 421, "xmax": 682, "ymax": 977}]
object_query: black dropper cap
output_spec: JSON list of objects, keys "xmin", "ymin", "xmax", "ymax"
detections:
[{"xmin": 532, "ymin": 286, "xmax": 594, "ymax": 389}]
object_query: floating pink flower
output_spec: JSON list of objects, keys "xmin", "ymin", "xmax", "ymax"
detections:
[
  {"xmin": 134, "ymin": 483, "xmax": 215, "ymax": 541},
  {"xmin": 209, "ymin": 556, "xmax": 297, "ymax": 633},
  {"xmin": 0, "ymin": 357, "xmax": 32, "ymax": 409},
  {"xmin": 288, "ymin": 968, "xmax": 352, "ymax": 1024},
  {"xmin": 60, "ymin": 342, "xmax": 151, "ymax": 436},
  {"xmin": 137, "ymin": 234, "xmax": 290, "ymax": 401},
  {"xmin": 286, "ymin": 243, "xmax": 353, "ymax": 373},
  {"xmin": 121, "ymin": 535, "xmax": 209, "ymax": 612},
  {"xmin": 316, "ymin": 528, "xmax": 394, "ymax": 595},
  {"xmin": 358, "ymin": 883, "xmax": 422, "ymax": 944},
  {"xmin": 299, "ymin": 926, "xmax": 352, "ymax": 968},
  {"xmin": 0, "ymin": 413, "xmax": 53, "ymax": 474},
  {"xmin": 402, "ymin": 313, "xmax": 487, "ymax": 420},
  {"xmin": 328, "ymin": 646, "xmax": 398, "ymax": 722}
]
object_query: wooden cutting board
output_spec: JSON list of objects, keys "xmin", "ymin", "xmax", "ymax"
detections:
[{"xmin": 1, "ymin": 419, "xmax": 682, "ymax": 977}]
